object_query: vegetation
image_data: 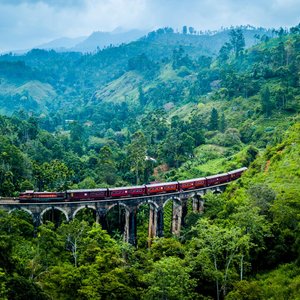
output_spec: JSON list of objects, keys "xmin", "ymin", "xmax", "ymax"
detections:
[{"xmin": 0, "ymin": 24, "xmax": 300, "ymax": 298}]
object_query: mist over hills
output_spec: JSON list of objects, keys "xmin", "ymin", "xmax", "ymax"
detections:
[
  {"xmin": 36, "ymin": 36, "xmax": 87, "ymax": 52},
  {"xmin": 35, "ymin": 28, "xmax": 149, "ymax": 53},
  {"xmin": 7, "ymin": 25, "xmax": 273, "ymax": 55}
]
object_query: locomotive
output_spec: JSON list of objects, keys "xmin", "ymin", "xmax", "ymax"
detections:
[{"xmin": 18, "ymin": 167, "xmax": 247, "ymax": 203}]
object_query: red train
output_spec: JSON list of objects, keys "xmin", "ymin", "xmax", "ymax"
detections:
[{"xmin": 18, "ymin": 167, "xmax": 247, "ymax": 203}]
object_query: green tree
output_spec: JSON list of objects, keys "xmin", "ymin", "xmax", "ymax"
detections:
[
  {"xmin": 39, "ymin": 263, "xmax": 82, "ymax": 300},
  {"xmin": 143, "ymin": 257, "xmax": 195, "ymax": 300},
  {"xmin": 70, "ymin": 122, "xmax": 85, "ymax": 143},
  {"xmin": 260, "ymin": 86, "xmax": 272, "ymax": 116},
  {"xmin": 218, "ymin": 42, "xmax": 232, "ymax": 63},
  {"xmin": 219, "ymin": 113, "xmax": 226, "ymax": 132},
  {"xmin": 138, "ymin": 86, "xmax": 147, "ymax": 106},
  {"xmin": 209, "ymin": 108, "xmax": 219, "ymax": 130},
  {"xmin": 188, "ymin": 219, "xmax": 251, "ymax": 300},
  {"xmin": 77, "ymin": 177, "xmax": 97, "ymax": 189},
  {"xmin": 20, "ymin": 180, "xmax": 34, "ymax": 191},
  {"xmin": 97, "ymin": 145, "xmax": 117, "ymax": 185},
  {"xmin": 58, "ymin": 219, "xmax": 89, "ymax": 267},
  {"xmin": 0, "ymin": 268, "xmax": 7, "ymax": 300},
  {"xmin": 33, "ymin": 160, "xmax": 72, "ymax": 191},
  {"xmin": 229, "ymin": 29, "xmax": 245, "ymax": 58},
  {"xmin": 127, "ymin": 131, "xmax": 147, "ymax": 184},
  {"xmin": 36, "ymin": 222, "xmax": 65, "ymax": 269}
]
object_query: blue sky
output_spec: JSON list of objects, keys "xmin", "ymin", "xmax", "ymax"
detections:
[{"xmin": 0, "ymin": 0, "xmax": 299, "ymax": 52}]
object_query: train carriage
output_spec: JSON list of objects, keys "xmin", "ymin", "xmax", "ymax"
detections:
[
  {"xmin": 67, "ymin": 188, "xmax": 108, "ymax": 201},
  {"xmin": 19, "ymin": 191, "xmax": 65, "ymax": 203},
  {"xmin": 179, "ymin": 177, "xmax": 207, "ymax": 190},
  {"xmin": 146, "ymin": 182, "xmax": 179, "ymax": 194},
  {"xmin": 228, "ymin": 167, "xmax": 248, "ymax": 180},
  {"xmin": 206, "ymin": 173, "xmax": 230, "ymax": 186},
  {"xmin": 109, "ymin": 186, "xmax": 146, "ymax": 198}
]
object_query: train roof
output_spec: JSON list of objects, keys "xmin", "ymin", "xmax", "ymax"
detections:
[
  {"xmin": 146, "ymin": 181, "xmax": 178, "ymax": 188},
  {"xmin": 206, "ymin": 173, "xmax": 229, "ymax": 180},
  {"xmin": 23, "ymin": 191, "xmax": 64, "ymax": 194},
  {"xmin": 67, "ymin": 188, "xmax": 107, "ymax": 193},
  {"xmin": 109, "ymin": 185, "xmax": 145, "ymax": 191},
  {"xmin": 179, "ymin": 177, "xmax": 206, "ymax": 183},
  {"xmin": 228, "ymin": 167, "xmax": 248, "ymax": 174}
]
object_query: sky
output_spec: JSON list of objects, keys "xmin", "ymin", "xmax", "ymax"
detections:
[{"xmin": 0, "ymin": 0, "xmax": 299, "ymax": 52}]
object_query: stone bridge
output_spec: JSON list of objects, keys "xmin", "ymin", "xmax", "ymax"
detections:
[{"xmin": 0, "ymin": 184, "xmax": 226, "ymax": 246}]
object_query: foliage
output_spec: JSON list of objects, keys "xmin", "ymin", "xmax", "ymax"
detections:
[{"xmin": 0, "ymin": 25, "xmax": 299, "ymax": 299}]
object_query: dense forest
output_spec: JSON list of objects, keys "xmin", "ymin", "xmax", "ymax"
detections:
[{"xmin": 0, "ymin": 24, "xmax": 300, "ymax": 299}]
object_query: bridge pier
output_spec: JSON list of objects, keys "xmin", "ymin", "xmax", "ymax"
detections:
[
  {"xmin": 32, "ymin": 212, "xmax": 41, "ymax": 229},
  {"xmin": 157, "ymin": 207, "xmax": 164, "ymax": 237},
  {"xmin": 172, "ymin": 201, "xmax": 182, "ymax": 236},
  {"xmin": 192, "ymin": 195, "xmax": 204, "ymax": 213},
  {"xmin": 181, "ymin": 199, "xmax": 188, "ymax": 227},
  {"xmin": 126, "ymin": 208, "xmax": 137, "ymax": 246},
  {"xmin": 96, "ymin": 208, "xmax": 107, "ymax": 230},
  {"xmin": 148, "ymin": 205, "xmax": 157, "ymax": 247}
]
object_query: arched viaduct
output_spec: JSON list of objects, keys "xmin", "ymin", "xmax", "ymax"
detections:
[{"xmin": 0, "ymin": 184, "xmax": 226, "ymax": 246}]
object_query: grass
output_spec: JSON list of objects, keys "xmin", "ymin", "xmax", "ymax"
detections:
[
  {"xmin": 95, "ymin": 71, "xmax": 142, "ymax": 104},
  {"xmin": 14, "ymin": 80, "xmax": 57, "ymax": 103}
]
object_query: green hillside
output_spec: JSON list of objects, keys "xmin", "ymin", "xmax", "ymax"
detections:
[
  {"xmin": 0, "ymin": 24, "xmax": 299, "ymax": 299},
  {"xmin": 0, "ymin": 26, "xmax": 299, "ymax": 189}
]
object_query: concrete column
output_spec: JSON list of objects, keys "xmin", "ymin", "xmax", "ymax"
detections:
[
  {"xmin": 157, "ymin": 207, "xmax": 164, "ymax": 237},
  {"xmin": 33, "ymin": 212, "xmax": 41, "ymax": 228},
  {"xmin": 32, "ymin": 212, "xmax": 41, "ymax": 237},
  {"xmin": 192, "ymin": 197, "xmax": 199, "ymax": 212},
  {"xmin": 124, "ymin": 208, "xmax": 137, "ymax": 246},
  {"xmin": 172, "ymin": 201, "xmax": 182, "ymax": 236},
  {"xmin": 148, "ymin": 206, "xmax": 157, "ymax": 247},
  {"xmin": 199, "ymin": 199, "xmax": 204, "ymax": 212},
  {"xmin": 124, "ymin": 209, "xmax": 130, "ymax": 243},
  {"xmin": 129, "ymin": 208, "xmax": 137, "ymax": 246},
  {"xmin": 192, "ymin": 196, "xmax": 204, "ymax": 213},
  {"xmin": 181, "ymin": 199, "xmax": 188, "ymax": 227},
  {"xmin": 97, "ymin": 208, "xmax": 107, "ymax": 230}
]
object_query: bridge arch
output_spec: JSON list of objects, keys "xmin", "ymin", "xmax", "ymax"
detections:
[
  {"xmin": 107, "ymin": 202, "xmax": 130, "ymax": 213},
  {"xmin": 212, "ymin": 188, "xmax": 222, "ymax": 194},
  {"xmin": 72, "ymin": 205, "xmax": 96, "ymax": 219},
  {"xmin": 40, "ymin": 206, "xmax": 69, "ymax": 224},
  {"xmin": 9, "ymin": 208, "xmax": 34, "ymax": 219},
  {"xmin": 8, "ymin": 207, "xmax": 34, "ymax": 222},
  {"xmin": 136, "ymin": 199, "xmax": 159, "ymax": 210},
  {"xmin": 163, "ymin": 196, "xmax": 181, "ymax": 208}
]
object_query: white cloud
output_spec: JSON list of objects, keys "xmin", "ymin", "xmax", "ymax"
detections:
[{"xmin": 0, "ymin": 0, "xmax": 299, "ymax": 52}]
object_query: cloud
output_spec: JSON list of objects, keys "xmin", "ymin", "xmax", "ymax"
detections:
[
  {"xmin": 0, "ymin": 0, "xmax": 86, "ymax": 7},
  {"xmin": 0, "ymin": 0, "xmax": 299, "ymax": 52}
]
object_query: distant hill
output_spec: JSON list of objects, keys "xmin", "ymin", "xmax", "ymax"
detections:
[
  {"xmin": 139, "ymin": 26, "xmax": 274, "ymax": 57},
  {"xmin": 71, "ymin": 28, "xmax": 149, "ymax": 52},
  {"xmin": 34, "ymin": 28, "xmax": 149, "ymax": 53},
  {"xmin": 36, "ymin": 36, "xmax": 87, "ymax": 51},
  {"xmin": 0, "ymin": 26, "xmax": 279, "ymax": 116}
]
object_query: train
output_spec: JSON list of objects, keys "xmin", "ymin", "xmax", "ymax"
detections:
[{"xmin": 18, "ymin": 167, "xmax": 247, "ymax": 203}]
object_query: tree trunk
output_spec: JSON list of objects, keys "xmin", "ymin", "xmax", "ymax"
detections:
[{"xmin": 240, "ymin": 254, "xmax": 244, "ymax": 281}]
